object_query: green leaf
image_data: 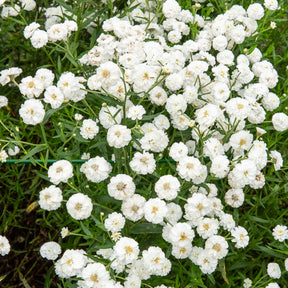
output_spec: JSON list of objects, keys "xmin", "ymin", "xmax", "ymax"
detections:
[
  {"xmin": 207, "ymin": 273, "xmax": 216, "ymax": 285},
  {"xmin": 54, "ymin": 0, "xmax": 75, "ymax": 14},
  {"xmin": 17, "ymin": 145, "xmax": 47, "ymax": 163},
  {"xmin": 219, "ymin": 259, "xmax": 229, "ymax": 285},
  {"xmin": 266, "ymin": 245, "xmax": 288, "ymax": 256},
  {"xmin": 130, "ymin": 223, "xmax": 162, "ymax": 234},
  {"xmin": 0, "ymin": 275, "xmax": 7, "ymax": 281},
  {"xmin": 44, "ymin": 265, "xmax": 54, "ymax": 288},
  {"xmin": 43, "ymin": 106, "xmax": 65, "ymax": 124},
  {"xmin": 90, "ymin": 215, "xmax": 107, "ymax": 232},
  {"xmin": 19, "ymin": 271, "xmax": 32, "ymax": 288},
  {"xmin": 80, "ymin": 221, "xmax": 93, "ymax": 236}
]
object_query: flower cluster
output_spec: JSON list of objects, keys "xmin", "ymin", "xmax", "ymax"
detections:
[{"xmin": 0, "ymin": 0, "xmax": 287, "ymax": 287}]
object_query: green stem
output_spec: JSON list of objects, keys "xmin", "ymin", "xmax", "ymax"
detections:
[
  {"xmin": 83, "ymin": 99, "xmax": 97, "ymax": 117},
  {"xmin": 40, "ymin": 123, "xmax": 57, "ymax": 159}
]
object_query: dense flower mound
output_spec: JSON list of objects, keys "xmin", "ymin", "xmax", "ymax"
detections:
[{"xmin": 0, "ymin": 0, "xmax": 287, "ymax": 287}]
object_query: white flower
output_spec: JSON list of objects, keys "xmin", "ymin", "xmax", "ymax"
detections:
[
  {"xmin": 155, "ymin": 175, "xmax": 180, "ymax": 201},
  {"xmin": 167, "ymin": 30, "xmax": 182, "ymax": 44},
  {"xmin": 64, "ymin": 20, "xmax": 78, "ymax": 32},
  {"xmin": 267, "ymin": 262, "xmax": 281, "ymax": 279},
  {"xmin": 264, "ymin": 0, "xmax": 278, "ymax": 11},
  {"xmin": 121, "ymin": 194, "xmax": 146, "ymax": 222},
  {"xmin": 189, "ymin": 246, "xmax": 204, "ymax": 266},
  {"xmin": 80, "ymin": 119, "xmax": 99, "ymax": 139},
  {"xmin": 57, "ymin": 72, "xmax": 87, "ymax": 102},
  {"xmin": 225, "ymin": 188, "xmax": 245, "ymax": 208},
  {"xmin": 104, "ymin": 212, "xmax": 125, "ymax": 233},
  {"xmin": 166, "ymin": 203, "xmax": 183, "ymax": 223},
  {"xmin": 171, "ymin": 243, "xmax": 192, "ymax": 259},
  {"xmin": 219, "ymin": 212, "xmax": 235, "ymax": 232},
  {"xmin": 196, "ymin": 218, "xmax": 219, "ymax": 239},
  {"xmin": 55, "ymin": 249, "xmax": 86, "ymax": 278},
  {"xmin": 61, "ymin": 227, "xmax": 69, "ymax": 238},
  {"xmin": 195, "ymin": 103, "xmax": 220, "ymax": 129},
  {"xmin": 48, "ymin": 160, "xmax": 73, "ymax": 185},
  {"xmin": 132, "ymin": 64, "xmax": 159, "ymax": 92},
  {"xmin": 229, "ymin": 130, "xmax": 253, "ymax": 152},
  {"xmin": 99, "ymin": 105, "xmax": 122, "ymax": 129},
  {"xmin": 19, "ymin": 76, "xmax": 44, "ymax": 98},
  {"xmin": 162, "ymin": 0, "xmax": 181, "ymax": 19},
  {"xmin": 165, "ymin": 94, "xmax": 187, "ymax": 115},
  {"xmin": 0, "ymin": 96, "xmax": 8, "ymax": 108},
  {"xmin": 140, "ymin": 130, "xmax": 169, "ymax": 153},
  {"xmin": 40, "ymin": 241, "xmax": 61, "ymax": 260},
  {"xmin": 47, "ymin": 23, "xmax": 68, "ymax": 42},
  {"xmin": 212, "ymin": 64, "xmax": 229, "ymax": 82},
  {"xmin": 0, "ymin": 67, "xmax": 22, "ymax": 86},
  {"xmin": 169, "ymin": 142, "xmax": 188, "ymax": 161},
  {"xmin": 183, "ymin": 85, "xmax": 198, "ymax": 104},
  {"xmin": 210, "ymin": 155, "xmax": 230, "ymax": 179},
  {"xmin": 212, "ymin": 35, "xmax": 228, "ymax": 51},
  {"xmin": 0, "ymin": 235, "xmax": 10, "ymax": 256},
  {"xmin": 166, "ymin": 73, "xmax": 184, "ymax": 92},
  {"xmin": 81, "ymin": 263, "xmax": 111, "ymax": 287},
  {"xmin": 107, "ymin": 124, "xmax": 132, "ymax": 148},
  {"xmin": 23, "ymin": 22, "xmax": 40, "ymax": 39},
  {"xmin": 1, "ymin": 4, "xmax": 20, "ymax": 18},
  {"xmin": 35, "ymin": 68, "xmax": 55, "ymax": 89},
  {"xmin": 20, "ymin": 0, "xmax": 36, "ymax": 11},
  {"xmin": 225, "ymin": 98, "xmax": 250, "ymax": 120},
  {"xmin": 142, "ymin": 246, "xmax": 169, "ymax": 276},
  {"xmin": 124, "ymin": 274, "xmax": 141, "ymax": 288},
  {"xmin": 203, "ymin": 138, "xmax": 225, "ymax": 160},
  {"xmin": 270, "ymin": 150, "xmax": 283, "ymax": 171},
  {"xmin": 217, "ymin": 50, "xmax": 234, "ymax": 66},
  {"xmin": 205, "ymin": 235, "xmax": 228, "ymax": 260},
  {"xmin": 211, "ymin": 82, "xmax": 230, "ymax": 104},
  {"xmin": 231, "ymin": 226, "xmax": 249, "ymax": 248},
  {"xmin": 243, "ymin": 278, "xmax": 252, "ymax": 288},
  {"xmin": 44, "ymin": 86, "xmax": 64, "ymax": 109},
  {"xmin": 247, "ymin": 3, "xmax": 264, "ymax": 20},
  {"xmin": 184, "ymin": 193, "xmax": 213, "ymax": 220},
  {"xmin": 75, "ymin": 113, "xmax": 83, "ymax": 121},
  {"xmin": 177, "ymin": 156, "xmax": 207, "ymax": 184},
  {"xmin": 153, "ymin": 114, "xmax": 170, "ymax": 130},
  {"xmin": 198, "ymin": 250, "xmax": 218, "ymax": 274},
  {"xmin": 284, "ymin": 258, "xmax": 288, "ymax": 271},
  {"xmin": 248, "ymin": 102, "xmax": 266, "ymax": 124},
  {"xmin": 149, "ymin": 86, "xmax": 167, "ymax": 106},
  {"xmin": 108, "ymin": 174, "xmax": 135, "ymax": 201},
  {"xmin": 262, "ymin": 92, "xmax": 280, "ymax": 111},
  {"xmin": 39, "ymin": 185, "xmax": 63, "ymax": 211},
  {"xmin": 228, "ymin": 160, "xmax": 257, "ymax": 189},
  {"xmin": 113, "ymin": 237, "xmax": 139, "ymax": 265},
  {"xmin": 169, "ymin": 222, "xmax": 195, "ymax": 247},
  {"xmin": 272, "ymin": 112, "xmax": 288, "ymax": 132},
  {"xmin": 265, "ymin": 283, "xmax": 280, "ymax": 288},
  {"xmin": 248, "ymin": 140, "xmax": 268, "ymax": 170},
  {"xmin": 80, "ymin": 156, "xmax": 112, "ymax": 183},
  {"xmin": 19, "ymin": 99, "xmax": 45, "ymax": 125},
  {"xmin": 66, "ymin": 193, "xmax": 93, "ymax": 220},
  {"xmin": 230, "ymin": 24, "xmax": 246, "ymax": 44},
  {"xmin": 8, "ymin": 146, "xmax": 20, "ymax": 156},
  {"xmin": 0, "ymin": 150, "xmax": 8, "ymax": 163},
  {"xmin": 272, "ymin": 225, "xmax": 288, "ymax": 242},
  {"xmin": 129, "ymin": 151, "xmax": 156, "ymax": 175},
  {"xmin": 30, "ymin": 30, "xmax": 48, "ymax": 48},
  {"xmin": 127, "ymin": 105, "xmax": 146, "ymax": 120},
  {"xmin": 96, "ymin": 61, "xmax": 122, "ymax": 88},
  {"xmin": 144, "ymin": 198, "xmax": 167, "ymax": 224}
]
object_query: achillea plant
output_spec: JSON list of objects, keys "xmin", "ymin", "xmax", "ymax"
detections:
[{"xmin": 0, "ymin": 0, "xmax": 288, "ymax": 287}]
